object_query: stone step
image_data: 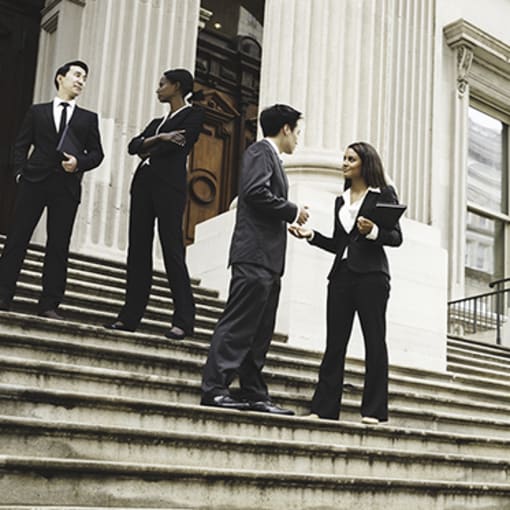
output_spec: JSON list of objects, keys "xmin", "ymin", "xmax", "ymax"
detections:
[
  {"xmin": 448, "ymin": 335, "xmax": 510, "ymax": 362},
  {"xmin": 14, "ymin": 279, "xmax": 224, "ymax": 322},
  {"xmin": 0, "ymin": 455, "xmax": 509, "ymax": 509},
  {"xmin": 0, "ymin": 234, "xmax": 200, "ymax": 286},
  {"xmin": 17, "ymin": 261, "xmax": 221, "ymax": 301},
  {"xmin": 448, "ymin": 351, "xmax": 510, "ymax": 379},
  {"xmin": 448, "ymin": 360, "xmax": 510, "ymax": 385},
  {"xmin": 1, "ymin": 314, "xmax": 509, "ymax": 411},
  {"xmin": 448, "ymin": 345, "xmax": 510, "ymax": 372},
  {"xmin": 1, "ymin": 384, "xmax": 507, "ymax": 457},
  {"xmin": 1, "ymin": 379, "xmax": 509, "ymax": 440},
  {"xmin": 1, "ymin": 299, "xmax": 213, "ymax": 341},
  {"xmin": 0, "ymin": 416, "xmax": 508, "ymax": 483},
  {"xmin": 1, "ymin": 331, "xmax": 510, "ymax": 424}
]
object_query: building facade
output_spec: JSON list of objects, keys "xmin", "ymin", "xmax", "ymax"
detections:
[{"xmin": 1, "ymin": 0, "xmax": 510, "ymax": 370}]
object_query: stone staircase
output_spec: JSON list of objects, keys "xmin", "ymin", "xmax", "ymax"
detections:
[{"xmin": 0, "ymin": 237, "xmax": 510, "ymax": 509}]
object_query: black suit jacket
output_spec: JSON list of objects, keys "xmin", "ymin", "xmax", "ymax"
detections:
[
  {"xmin": 128, "ymin": 105, "xmax": 204, "ymax": 192},
  {"xmin": 309, "ymin": 186, "xmax": 403, "ymax": 279},
  {"xmin": 229, "ymin": 139, "xmax": 298, "ymax": 276},
  {"xmin": 14, "ymin": 102, "xmax": 104, "ymax": 185}
]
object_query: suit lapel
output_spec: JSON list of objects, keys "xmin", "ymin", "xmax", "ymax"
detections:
[
  {"xmin": 335, "ymin": 196, "xmax": 348, "ymax": 233},
  {"xmin": 43, "ymin": 103, "xmax": 57, "ymax": 135},
  {"xmin": 158, "ymin": 106, "xmax": 192, "ymax": 133},
  {"xmin": 357, "ymin": 190, "xmax": 379, "ymax": 220}
]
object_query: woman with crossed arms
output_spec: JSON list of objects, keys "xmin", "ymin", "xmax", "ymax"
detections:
[{"xmin": 289, "ymin": 142, "xmax": 403, "ymax": 424}]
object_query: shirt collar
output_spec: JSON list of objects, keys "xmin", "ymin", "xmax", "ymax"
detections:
[
  {"xmin": 264, "ymin": 137, "xmax": 282, "ymax": 156},
  {"xmin": 53, "ymin": 97, "xmax": 77, "ymax": 108}
]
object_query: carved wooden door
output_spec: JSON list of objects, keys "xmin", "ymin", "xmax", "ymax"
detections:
[{"xmin": 184, "ymin": 31, "xmax": 261, "ymax": 245}]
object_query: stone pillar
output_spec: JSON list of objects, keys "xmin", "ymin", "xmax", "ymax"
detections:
[
  {"xmin": 33, "ymin": 0, "xmax": 201, "ymax": 263},
  {"xmin": 189, "ymin": 0, "xmax": 448, "ymax": 372}
]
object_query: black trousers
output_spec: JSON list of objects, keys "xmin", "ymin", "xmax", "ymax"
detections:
[
  {"xmin": 201, "ymin": 263, "xmax": 281, "ymax": 401},
  {"xmin": 311, "ymin": 262, "xmax": 390, "ymax": 421},
  {"xmin": 118, "ymin": 166, "xmax": 195, "ymax": 333},
  {"xmin": 0, "ymin": 174, "xmax": 79, "ymax": 312}
]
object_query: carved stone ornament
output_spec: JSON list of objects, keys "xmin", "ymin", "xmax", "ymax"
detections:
[{"xmin": 456, "ymin": 46, "xmax": 474, "ymax": 97}]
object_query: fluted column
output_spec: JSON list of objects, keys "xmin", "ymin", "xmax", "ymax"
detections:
[{"xmin": 260, "ymin": 0, "xmax": 435, "ymax": 223}]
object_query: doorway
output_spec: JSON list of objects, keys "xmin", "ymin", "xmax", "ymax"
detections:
[
  {"xmin": 0, "ymin": 0, "xmax": 44, "ymax": 234},
  {"xmin": 185, "ymin": 0, "xmax": 264, "ymax": 244}
]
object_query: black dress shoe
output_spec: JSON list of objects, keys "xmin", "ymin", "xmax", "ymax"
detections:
[
  {"xmin": 0, "ymin": 298, "xmax": 10, "ymax": 311},
  {"xmin": 38, "ymin": 309, "xmax": 64, "ymax": 320},
  {"xmin": 201, "ymin": 394, "xmax": 250, "ymax": 410},
  {"xmin": 247, "ymin": 400, "xmax": 295, "ymax": 415},
  {"xmin": 165, "ymin": 326, "xmax": 186, "ymax": 340},
  {"xmin": 103, "ymin": 320, "xmax": 135, "ymax": 332}
]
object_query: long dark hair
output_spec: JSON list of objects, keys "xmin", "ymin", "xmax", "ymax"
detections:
[{"xmin": 343, "ymin": 142, "xmax": 388, "ymax": 190}]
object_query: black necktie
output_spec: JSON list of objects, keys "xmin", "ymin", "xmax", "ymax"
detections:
[{"xmin": 57, "ymin": 102, "xmax": 69, "ymax": 141}]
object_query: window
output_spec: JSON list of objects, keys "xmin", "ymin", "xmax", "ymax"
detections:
[{"xmin": 465, "ymin": 106, "xmax": 509, "ymax": 295}]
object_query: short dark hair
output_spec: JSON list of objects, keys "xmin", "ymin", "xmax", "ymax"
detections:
[
  {"xmin": 344, "ymin": 142, "xmax": 388, "ymax": 190},
  {"xmin": 163, "ymin": 68, "xmax": 194, "ymax": 98},
  {"xmin": 54, "ymin": 60, "xmax": 89, "ymax": 90},
  {"xmin": 259, "ymin": 104, "xmax": 302, "ymax": 137}
]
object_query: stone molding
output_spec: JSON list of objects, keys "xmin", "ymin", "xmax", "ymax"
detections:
[{"xmin": 444, "ymin": 19, "xmax": 510, "ymax": 107}]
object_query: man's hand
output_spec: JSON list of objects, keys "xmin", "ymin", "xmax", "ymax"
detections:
[
  {"xmin": 296, "ymin": 206, "xmax": 309, "ymax": 226},
  {"xmin": 158, "ymin": 129, "xmax": 186, "ymax": 146},
  {"xmin": 288, "ymin": 225, "xmax": 313, "ymax": 240},
  {"xmin": 357, "ymin": 216, "xmax": 374, "ymax": 235},
  {"xmin": 61, "ymin": 153, "xmax": 78, "ymax": 173}
]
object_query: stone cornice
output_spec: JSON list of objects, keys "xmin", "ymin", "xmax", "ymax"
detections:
[{"xmin": 444, "ymin": 19, "xmax": 510, "ymax": 75}]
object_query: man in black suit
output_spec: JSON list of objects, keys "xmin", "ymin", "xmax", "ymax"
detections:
[
  {"xmin": 201, "ymin": 104, "xmax": 309, "ymax": 415},
  {"xmin": 0, "ymin": 60, "xmax": 104, "ymax": 319}
]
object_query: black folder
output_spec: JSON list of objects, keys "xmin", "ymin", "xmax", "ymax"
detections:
[
  {"xmin": 56, "ymin": 124, "xmax": 81, "ymax": 159},
  {"xmin": 368, "ymin": 203, "xmax": 407, "ymax": 229}
]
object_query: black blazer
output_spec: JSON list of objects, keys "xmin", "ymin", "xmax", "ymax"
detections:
[
  {"xmin": 309, "ymin": 186, "xmax": 403, "ymax": 279},
  {"xmin": 14, "ymin": 102, "xmax": 104, "ymax": 184},
  {"xmin": 229, "ymin": 139, "xmax": 298, "ymax": 276},
  {"xmin": 128, "ymin": 105, "xmax": 204, "ymax": 192}
]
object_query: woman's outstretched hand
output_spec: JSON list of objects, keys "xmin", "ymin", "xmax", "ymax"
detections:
[{"xmin": 288, "ymin": 225, "xmax": 313, "ymax": 240}]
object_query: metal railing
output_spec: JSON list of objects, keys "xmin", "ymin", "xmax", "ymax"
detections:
[{"xmin": 448, "ymin": 277, "xmax": 510, "ymax": 345}]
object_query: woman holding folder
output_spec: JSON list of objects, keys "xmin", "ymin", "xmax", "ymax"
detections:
[{"xmin": 289, "ymin": 142, "xmax": 403, "ymax": 424}]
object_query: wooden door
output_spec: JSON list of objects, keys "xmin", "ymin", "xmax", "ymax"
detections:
[{"xmin": 184, "ymin": 31, "xmax": 261, "ymax": 245}]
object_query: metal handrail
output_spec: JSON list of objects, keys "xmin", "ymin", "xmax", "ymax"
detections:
[
  {"xmin": 448, "ymin": 282, "xmax": 510, "ymax": 345},
  {"xmin": 489, "ymin": 276, "xmax": 510, "ymax": 288}
]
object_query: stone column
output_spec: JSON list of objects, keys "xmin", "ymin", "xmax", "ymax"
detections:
[
  {"xmin": 33, "ymin": 0, "xmax": 201, "ymax": 263},
  {"xmin": 189, "ymin": 0, "xmax": 448, "ymax": 372}
]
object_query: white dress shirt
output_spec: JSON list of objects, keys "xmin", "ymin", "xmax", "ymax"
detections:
[
  {"xmin": 307, "ymin": 187, "xmax": 380, "ymax": 254},
  {"xmin": 53, "ymin": 97, "xmax": 76, "ymax": 131}
]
